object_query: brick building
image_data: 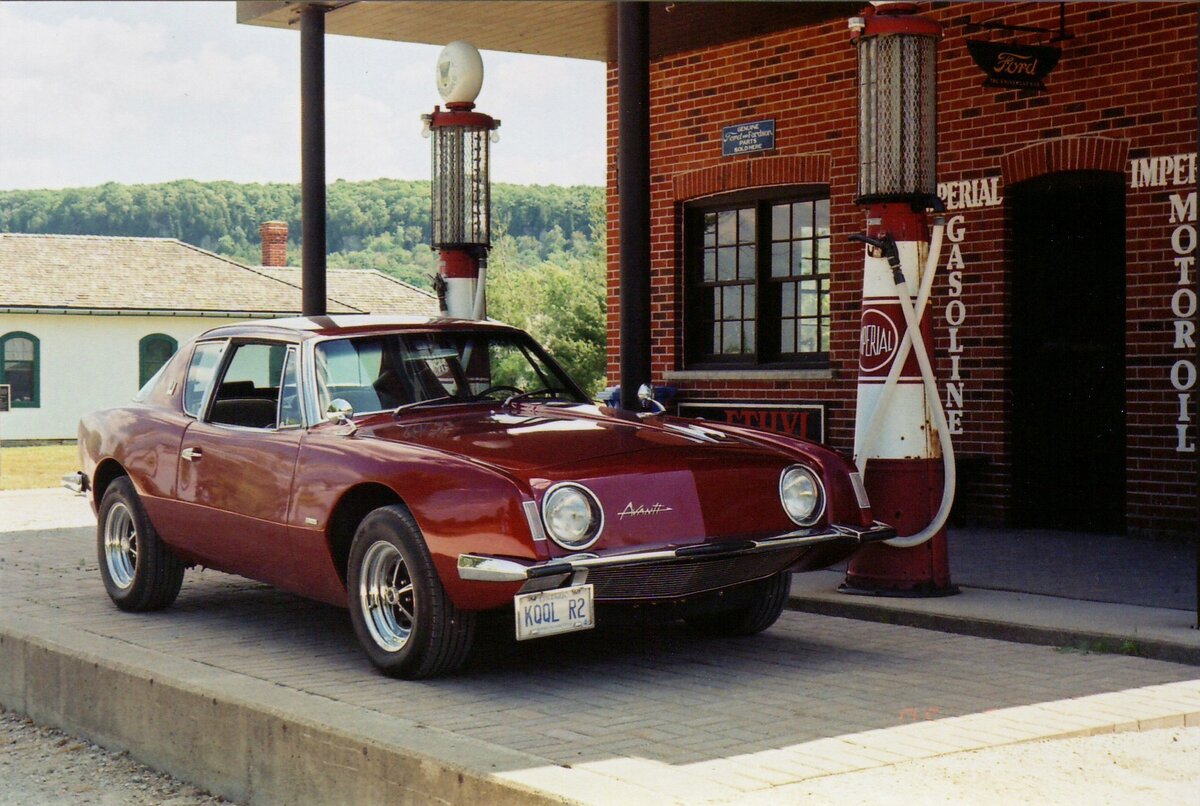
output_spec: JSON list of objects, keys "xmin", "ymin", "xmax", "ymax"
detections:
[
  {"xmin": 238, "ymin": 0, "xmax": 1195, "ymax": 537},
  {"xmin": 603, "ymin": 1, "xmax": 1197, "ymax": 537}
]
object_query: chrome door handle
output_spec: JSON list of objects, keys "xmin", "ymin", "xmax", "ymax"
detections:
[{"xmin": 181, "ymin": 447, "xmax": 203, "ymax": 462}]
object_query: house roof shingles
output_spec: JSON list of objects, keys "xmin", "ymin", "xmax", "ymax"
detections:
[
  {"xmin": 0, "ymin": 233, "xmax": 435, "ymax": 317},
  {"xmin": 256, "ymin": 266, "xmax": 436, "ymax": 317}
]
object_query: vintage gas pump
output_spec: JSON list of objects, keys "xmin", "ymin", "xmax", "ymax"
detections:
[
  {"xmin": 423, "ymin": 41, "xmax": 500, "ymax": 320},
  {"xmin": 844, "ymin": 3, "xmax": 957, "ymax": 595}
]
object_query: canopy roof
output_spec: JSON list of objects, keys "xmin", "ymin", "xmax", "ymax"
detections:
[{"xmin": 236, "ymin": 1, "xmax": 858, "ymax": 61}]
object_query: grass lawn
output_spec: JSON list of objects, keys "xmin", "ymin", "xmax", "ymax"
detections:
[{"xmin": 0, "ymin": 444, "xmax": 80, "ymax": 491}]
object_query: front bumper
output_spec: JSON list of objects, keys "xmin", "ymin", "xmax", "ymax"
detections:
[{"xmin": 458, "ymin": 521, "xmax": 895, "ymax": 599}]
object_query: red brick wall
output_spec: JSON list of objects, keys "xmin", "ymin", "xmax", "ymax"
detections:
[{"xmin": 606, "ymin": 2, "xmax": 1198, "ymax": 536}]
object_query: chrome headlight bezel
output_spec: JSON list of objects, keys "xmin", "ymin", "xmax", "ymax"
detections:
[
  {"xmin": 541, "ymin": 482, "xmax": 604, "ymax": 550},
  {"xmin": 779, "ymin": 465, "xmax": 825, "ymax": 527}
]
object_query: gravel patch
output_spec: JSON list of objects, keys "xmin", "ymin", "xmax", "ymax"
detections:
[{"xmin": 0, "ymin": 706, "xmax": 234, "ymax": 805}]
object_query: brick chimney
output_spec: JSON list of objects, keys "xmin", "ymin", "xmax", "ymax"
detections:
[{"xmin": 260, "ymin": 221, "xmax": 288, "ymax": 267}]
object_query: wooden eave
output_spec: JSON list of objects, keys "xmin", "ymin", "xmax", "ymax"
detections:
[{"xmin": 236, "ymin": 1, "xmax": 858, "ymax": 62}]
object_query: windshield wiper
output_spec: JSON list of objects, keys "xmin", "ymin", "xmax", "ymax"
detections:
[
  {"xmin": 393, "ymin": 395, "xmax": 455, "ymax": 415},
  {"xmin": 503, "ymin": 388, "xmax": 572, "ymax": 406}
]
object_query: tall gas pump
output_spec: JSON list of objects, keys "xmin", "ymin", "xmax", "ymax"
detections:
[
  {"xmin": 423, "ymin": 41, "xmax": 500, "ymax": 320},
  {"xmin": 844, "ymin": 2, "xmax": 957, "ymax": 596}
]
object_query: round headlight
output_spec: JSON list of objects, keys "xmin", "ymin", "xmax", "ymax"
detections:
[
  {"xmin": 780, "ymin": 466, "xmax": 825, "ymax": 526},
  {"xmin": 542, "ymin": 483, "xmax": 604, "ymax": 550}
]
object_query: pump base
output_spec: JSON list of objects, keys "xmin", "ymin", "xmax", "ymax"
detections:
[{"xmin": 843, "ymin": 458, "xmax": 957, "ymax": 597}]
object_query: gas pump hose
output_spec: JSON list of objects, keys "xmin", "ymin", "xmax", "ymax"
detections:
[
  {"xmin": 472, "ymin": 252, "xmax": 488, "ymax": 321},
  {"xmin": 852, "ymin": 218, "xmax": 957, "ymax": 549}
]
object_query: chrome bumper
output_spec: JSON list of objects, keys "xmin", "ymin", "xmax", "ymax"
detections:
[
  {"xmin": 61, "ymin": 472, "xmax": 88, "ymax": 495},
  {"xmin": 457, "ymin": 521, "xmax": 895, "ymax": 589}
]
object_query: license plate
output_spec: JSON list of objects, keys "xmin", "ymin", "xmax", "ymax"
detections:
[{"xmin": 513, "ymin": 584, "xmax": 594, "ymax": 641}]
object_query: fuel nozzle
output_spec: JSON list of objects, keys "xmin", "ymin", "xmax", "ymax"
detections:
[{"xmin": 849, "ymin": 232, "xmax": 904, "ymax": 285}]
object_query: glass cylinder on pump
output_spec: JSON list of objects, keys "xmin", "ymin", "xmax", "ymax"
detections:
[
  {"xmin": 855, "ymin": 13, "xmax": 938, "ymax": 205},
  {"xmin": 425, "ymin": 40, "xmax": 500, "ymax": 320}
]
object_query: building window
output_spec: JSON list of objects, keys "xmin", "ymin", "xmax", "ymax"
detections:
[
  {"xmin": 685, "ymin": 188, "xmax": 831, "ymax": 368},
  {"xmin": 0, "ymin": 331, "xmax": 39, "ymax": 408},
  {"xmin": 139, "ymin": 334, "xmax": 178, "ymax": 389}
]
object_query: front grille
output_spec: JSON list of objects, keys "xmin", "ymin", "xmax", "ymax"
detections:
[{"xmin": 586, "ymin": 548, "xmax": 802, "ymax": 601}]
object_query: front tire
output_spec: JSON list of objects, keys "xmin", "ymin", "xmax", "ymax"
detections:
[
  {"xmin": 97, "ymin": 476, "xmax": 185, "ymax": 611},
  {"xmin": 347, "ymin": 506, "xmax": 476, "ymax": 679},
  {"xmin": 685, "ymin": 572, "xmax": 791, "ymax": 637}
]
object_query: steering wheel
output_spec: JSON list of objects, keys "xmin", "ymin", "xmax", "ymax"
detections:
[{"xmin": 474, "ymin": 385, "xmax": 522, "ymax": 401}]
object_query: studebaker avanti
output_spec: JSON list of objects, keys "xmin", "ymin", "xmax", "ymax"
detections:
[{"xmin": 68, "ymin": 316, "xmax": 893, "ymax": 678}]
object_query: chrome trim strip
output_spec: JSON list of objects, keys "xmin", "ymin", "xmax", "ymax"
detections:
[
  {"xmin": 523, "ymin": 500, "xmax": 547, "ymax": 542},
  {"xmin": 457, "ymin": 522, "xmax": 896, "ymax": 583},
  {"xmin": 458, "ymin": 555, "xmax": 531, "ymax": 582}
]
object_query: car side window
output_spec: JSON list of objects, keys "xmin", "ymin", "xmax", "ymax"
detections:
[
  {"xmin": 183, "ymin": 342, "xmax": 226, "ymax": 417},
  {"xmin": 209, "ymin": 342, "xmax": 290, "ymax": 429}
]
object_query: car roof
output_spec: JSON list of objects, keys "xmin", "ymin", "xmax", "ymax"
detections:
[{"xmin": 197, "ymin": 314, "xmax": 521, "ymax": 342}]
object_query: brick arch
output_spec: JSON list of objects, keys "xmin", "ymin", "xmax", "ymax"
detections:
[
  {"xmin": 1001, "ymin": 137, "xmax": 1129, "ymax": 186},
  {"xmin": 672, "ymin": 154, "xmax": 831, "ymax": 201}
]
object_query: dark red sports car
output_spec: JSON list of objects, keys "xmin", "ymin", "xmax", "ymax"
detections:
[{"xmin": 68, "ymin": 316, "xmax": 892, "ymax": 678}]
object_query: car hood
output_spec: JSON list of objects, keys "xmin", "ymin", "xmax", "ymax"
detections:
[
  {"xmin": 362, "ymin": 404, "xmax": 817, "ymax": 547},
  {"xmin": 364, "ymin": 403, "xmax": 743, "ymax": 474}
]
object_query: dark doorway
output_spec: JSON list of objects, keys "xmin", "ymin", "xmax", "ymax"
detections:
[{"xmin": 1008, "ymin": 171, "xmax": 1126, "ymax": 533}]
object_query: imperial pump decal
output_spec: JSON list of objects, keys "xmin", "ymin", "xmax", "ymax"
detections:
[
  {"xmin": 935, "ymin": 176, "xmax": 1003, "ymax": 436},
  {"xmin": 1131, "ymin": 152, "xmax": 1198, "ymax": 453},
  {"xmin": 859, "ymin": 307, "xmax": 901, "ymax": 374}
]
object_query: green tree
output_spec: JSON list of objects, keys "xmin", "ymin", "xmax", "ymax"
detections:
[{"xmin": 0, "ymin": 178, "xmax": 607, "ymax": 388}]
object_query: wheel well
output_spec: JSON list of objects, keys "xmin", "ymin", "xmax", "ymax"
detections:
[
  {"xmin": 91, "ymin": 459, "xmax": 128, "ymax": 509},
  {"xmin": 327, "ymin": 483, "xmax": 404, "ymax": 585}
]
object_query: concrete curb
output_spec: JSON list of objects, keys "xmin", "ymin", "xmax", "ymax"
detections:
[
  {"xmin": 788, "ymin": 574, "xmax": 1200, "ymax": 667},
  {"xmin": 0, "ymin": 610, "xmax": 658, "ymax": 806},
  {"xmin": 2, "ymin": 606, "xmax": 1199, "ymax": 805}
]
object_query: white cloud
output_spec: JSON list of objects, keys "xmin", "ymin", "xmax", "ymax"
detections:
[{"xmin": 0, "ymin": 3, "xmax": 605, "ymax": 190}]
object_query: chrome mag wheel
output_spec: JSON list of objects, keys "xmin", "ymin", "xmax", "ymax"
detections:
[
  {"xmin": 358, "ymin": 540, "xmax": 416, "ymax": 652},
  {"xmin": 103, "ymin": 501, "xmax": 138, "ymax": 589}
]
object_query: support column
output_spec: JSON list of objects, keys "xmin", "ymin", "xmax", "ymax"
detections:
[
  {"xmin": 618, "ymin": 1, "xmax": 651, "ymax": 410},
  {"xmin": 300, "ymin": 4, "xmax": 327, "ymax": 317}
]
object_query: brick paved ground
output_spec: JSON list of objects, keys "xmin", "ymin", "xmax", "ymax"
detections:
[{"xmin": 1, "ymin": 490, "xmax": 1198, "ymax": 802}]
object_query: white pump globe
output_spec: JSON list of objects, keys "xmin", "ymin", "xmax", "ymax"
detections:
[{"xmin": 436, "ymin": 41, "xmax": 484, "ymax": 104}]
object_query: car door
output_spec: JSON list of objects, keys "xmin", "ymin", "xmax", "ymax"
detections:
[{"xmin": 174, "ymin": 340, "xmax": 304, "ymax": 587}]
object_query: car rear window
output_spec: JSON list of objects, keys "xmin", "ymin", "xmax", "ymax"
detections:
[{"xmin": 183, "ymin": 341, "xmax": 225, "ymax": 417}]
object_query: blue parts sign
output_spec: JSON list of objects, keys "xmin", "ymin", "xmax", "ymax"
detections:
[{"xmin": 722, "ymin": 119, "xmax": 775, "ymax": 157}]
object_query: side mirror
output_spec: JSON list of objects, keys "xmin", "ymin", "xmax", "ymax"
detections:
[
  {"xmin": 325, "ymin": 398, "xmax": 357, "ymax": 433},
  {"xmin": 637, "ymin": 384, "xmax": 666, "ymax": 414}
]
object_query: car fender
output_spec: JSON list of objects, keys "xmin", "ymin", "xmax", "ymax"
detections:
[
  {"xmin": 293, "ymin": 428, "xmax": 538, "ymax": 611},
  {"xmin": 674, "ymin": 418, "xmax": 876, "ymax": 527}
]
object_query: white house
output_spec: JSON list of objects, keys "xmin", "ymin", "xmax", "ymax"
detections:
[{"xmin": 0, "ymin": 227, "xmax": 434, "ymax": 441}]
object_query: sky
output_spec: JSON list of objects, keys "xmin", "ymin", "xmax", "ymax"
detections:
[{"xmin": 0, "ymin": 1, "xmax": 607, "ymax": 191}]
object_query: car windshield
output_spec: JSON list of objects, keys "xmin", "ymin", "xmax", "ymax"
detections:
[{"xmin": 314, "ymin": 330, "xmax": 587, "ymax": 416}]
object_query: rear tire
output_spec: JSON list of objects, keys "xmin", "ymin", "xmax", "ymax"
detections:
[
  {"xmin": 97, "ymin": 476, "xmax": 185, "ymax": 611},
  {"xmin": 685, "ymin": 572, "xmax": 791, "ymax": 637},
  {"xmin": 347, "ymin": 505, "xmax": 476, "ymax": 679}
]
